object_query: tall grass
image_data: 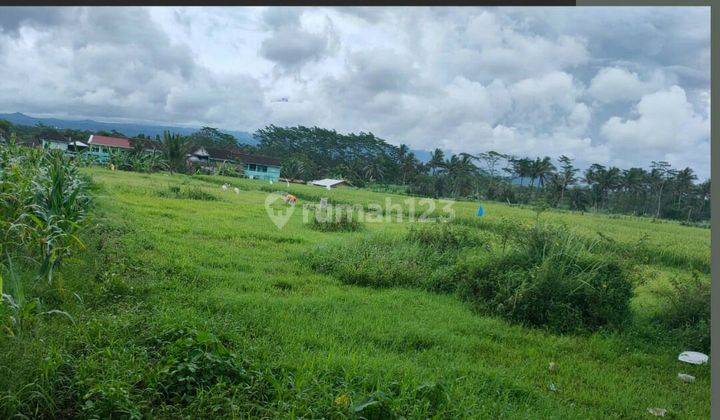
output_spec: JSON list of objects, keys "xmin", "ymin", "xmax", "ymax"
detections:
[{"xmin": 308, "ymin": 221, "xmax": 633, "ymax": 333}]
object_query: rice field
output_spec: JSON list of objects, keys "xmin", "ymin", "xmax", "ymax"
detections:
[{"xmin": 0, "ymin": 168, "xmax": 710, "ymax": 418}]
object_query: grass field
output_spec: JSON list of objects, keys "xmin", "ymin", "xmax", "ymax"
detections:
[{"xmin": 1, "ymin": 168, "xmax": 710, "ymax": 418}]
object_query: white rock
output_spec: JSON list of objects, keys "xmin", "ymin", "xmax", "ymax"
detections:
[
  {"xmin": 678, "ymin": 351, "xmax": 708, "ymax": 365},
  {"xmin": 234, "ymin": 187, "xmax": 240, "ymax": 194},
  {"xmin": 647, "ymin": 407, "xmax": 667, "ymax": 417},
  {"xmin": 677, "ymin": 373, "xmax": 695, "ymax": 383}
]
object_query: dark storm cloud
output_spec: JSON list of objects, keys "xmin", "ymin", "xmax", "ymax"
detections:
[
  {"xmin": 0, "ymin": 7, "xmax": 75, "ymax": 34},
  {"xmin": 259, "ymin": 7, "xmax": 338, "ymax": 73}
]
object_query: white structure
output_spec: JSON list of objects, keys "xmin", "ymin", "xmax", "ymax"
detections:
[{"xmin": 309, "ymin": 178, "xmax": 346, "ymax": 188}]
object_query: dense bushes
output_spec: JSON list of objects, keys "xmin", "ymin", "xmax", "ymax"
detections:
[
  {"xmin": 157, "ymin": 185, "xmax": 218, "ymax": 201},
  {"xmin": 308, "ymin": 209, "xmax": 363, "ymax": 232},
  {"xmin": 308, "ymin": 221, "xmax": 634, "ymax": 333},
  {"xmin": 651, "ymin": 273, "xmax": 710, "ymax": 352},
  {"xmin": 456, "ymin": 224, "xmax": 632, "ymax": 333}
]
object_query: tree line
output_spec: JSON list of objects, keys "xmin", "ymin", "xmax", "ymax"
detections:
[
  {"xmin": 253, "ymin": 125, "xmax": 710, "ymax": 223},
  {"xmin": 0, "ymin": 120, "xmax": 709, "ymax": 222}
]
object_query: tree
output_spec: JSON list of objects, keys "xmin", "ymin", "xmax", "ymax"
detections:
[
  {"xmin": 428, "ymin": 148, "xmax": 445, "ymax": 175},
  {"xmin": 556, "ymin": 155, "xmax": 577, "ymax": 204},
  {"xmin": 0, "ymin": 119, "xmax": 12, "ymax": 140},
  {"xmin": 161, "ymin": 131, "xmax": 189, "ymax": 174},
  {"xmin": 478, "ymin": 151, "xmax": 508, "ymax": 179},
  {"xmin": 510, "ymin": 157, "xmax": 533, "ymax": 186},
  {"xmin": 281, "ymin": 158, "xmax": 306, "ymax": 180},
  {"xmin": 189, "ymin": 127, "xmax": 238, "ymax": 149},
  {"xmin": 532, "ymin": 156, "xmax": 556, "ymax": 189},
  {"xmin": 364, "ymin": 161, "xmax": 385, "ymax": 183},
  {"xmin": 650, "ymin": 161, "xmax": 676, "ymax": 218},
  {"xmin": 444, "ymin": 153, "xmax": 478, "ymax": 197}
]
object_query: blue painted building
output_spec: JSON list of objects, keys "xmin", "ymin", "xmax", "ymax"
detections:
[{"xmin": 188, "ymin": 146, "xmax": 281, "ymax": 181}]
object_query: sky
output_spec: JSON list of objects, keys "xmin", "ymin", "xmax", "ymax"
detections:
[{"xmin": 0, "ymin": 6, "xmax": 711, "ymax": 178}]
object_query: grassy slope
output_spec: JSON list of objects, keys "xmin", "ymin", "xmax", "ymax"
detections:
[{"xmin": 1, "ymin": 168, "xmax": 710, "ymax": 418}]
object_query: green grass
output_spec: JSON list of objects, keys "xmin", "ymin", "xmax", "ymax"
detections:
[{"xmin": 0, "ymin": 168, "xmax": 710, "ymax": 418}]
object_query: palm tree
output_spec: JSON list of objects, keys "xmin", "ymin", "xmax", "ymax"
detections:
[
  {"xmin": 161, "ymin": 131, "xmax": 189, "ymax": 174},
  {"xmin": 511, "ymin": 158, "xmax": 533, "ymax": 186},
  {"xmin": 621, "ymin": 167, "xmax": 648, "ymax": 214},
  {"xmin": 672, "ymin": 167, "xmax": 697, "ymax": 206},
  {"xmin": 364, "ymin": 161, "xmax": 385, "ymax": 183},
  {"xmin": 400, "ymin": 151, "xmax": 419, "ymax": 185},
  {"xmin": 444, "ymin": 153, "xmax": 478, "ymax": 197},
  {"xmin": 428, "ymin": 148, "xmax": 445, "ymax": 175},
  {"xmin": 281, "ymin": 158, "xmax": 306, "ymax": 180},
  {"xmin": 650, "ymin": 161, "xmax": 676, "ymax": 218},
  {"xmin": 533, "ymin": 156, "xmax": 556, "ymax": 188}
]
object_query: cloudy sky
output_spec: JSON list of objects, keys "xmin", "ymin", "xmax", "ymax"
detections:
[{"xmin": 0, "ymin": 6, "xmax": 711, "ymax": 178}]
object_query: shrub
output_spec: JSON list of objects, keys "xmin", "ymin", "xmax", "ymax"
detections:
[
  {"xmin": 308, "ymin": 234, "xmax": 439, "ymax": 288},
  {"xmin": 651, "ymin": 273, "xmax": 710, "ymax": 352},
  {"xmin": 406, "ymin": 222, "xmax": 489, "ymax": 250},
  {"xmin": 308, "ymin": 209, "xmax": 363, "ymax": 232},
  {"xmin": 457, "ymin": 224, "xmax": 633, "ymax": 333},
  {"xmin": 144, "ymin": 328, "xmax": 265, "ymax": 406},
  {"xmin": 157, "ymin": 185, "xmax": 218, "ymax": 201}
]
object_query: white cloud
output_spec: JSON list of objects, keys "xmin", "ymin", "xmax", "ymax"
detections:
[
  {"xmin": 601, "ymin": 86, "xmax": 709, "ymax": 175},
  {"xmin": 0, "ymin": 6, "xmax": 710, "ymax": 176},
  {"xmin": 588, "ymin": 67, "xmax": 668, "ymax": 103}
]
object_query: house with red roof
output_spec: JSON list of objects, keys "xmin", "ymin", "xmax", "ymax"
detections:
[
  {"xmin": 87, "ymin": 134, "xmax": 133, "ymax": 151},
  {"xmin": 86, "ymin": 134, "xmax": 155, "ymax": 163}
]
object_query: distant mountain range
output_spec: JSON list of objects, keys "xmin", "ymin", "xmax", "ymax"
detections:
[
  {"xmin": 0, "ymin": 112, "xmax": 257, "ymax": 145},
  {"xmin": 0, "ymin": 112, "xmax": 435, "ymax": 160}
]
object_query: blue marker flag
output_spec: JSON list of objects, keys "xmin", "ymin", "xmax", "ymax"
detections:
[{"xmin": 476, "ymin": 205, "xmax": 484, "ymax": 217}]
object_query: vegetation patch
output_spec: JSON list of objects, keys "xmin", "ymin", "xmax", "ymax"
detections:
[
  {"xmin": 456, "ymin": 224, "xmax": 633, "ymax": 333},
  {"xmin": 308, "ymin": 209, "xmax": 364, "ymax": 232},
  {"xmin": 156, "ymin": 185, "xmax": 219, "ymax": 201},
  {"xmin": 309, "ymin": 221, "xmax": 633, "ymax": 333},
  {"xmin": 650, "ymin": 273, "xmax": 710, "ymax": 353}
]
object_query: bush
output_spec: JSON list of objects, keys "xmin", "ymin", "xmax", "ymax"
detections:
[
  {"xmin": 308, "ymin": 221, "xmax": 633, "ymax": 333},
  {"xmin": 406, "ymin": 222, "xmax": 489, "ymax": 250},
  {"xmin": 308, "ymin": 209, "xmax": 363, "ymax": 232},
  {"xmin": 157, "ymin": 185, "xmax": 218, "ymax": 201},
  {"xmin": 651, "ymin": 273, "xmax": 710, "ymax": 352},
  {"xmin": 308, "ymin": 234, "xmax": 432, "ymax": 288},
  {"xmin": 457, "ymin": 224, "xmax": 633, "ymax": 333}
]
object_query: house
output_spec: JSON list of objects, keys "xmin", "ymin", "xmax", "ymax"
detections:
[
  {"xmin": 86, "ymin": 134, "xmax": 133, "ymax": 162},
  {"xmin": 187, "ymin": 146, "xmax": 281, "ymax": 182},
  {"xmin": 41, "ymin": 138, "xmax": 88, "ymax": 153},
  {"xmin": 309, "ymin": 178, "xmax": 346, "ymax": 188}
]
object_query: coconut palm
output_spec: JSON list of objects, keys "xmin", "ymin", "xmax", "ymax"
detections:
[{"xmin": 161, "ymin": 131, "xmax": 189, "ymax": 174}]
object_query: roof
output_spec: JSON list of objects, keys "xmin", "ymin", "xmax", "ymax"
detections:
[
  {"xmin": 309, "ymin": 178, "xmax": 346, "ymax": 188},
  {"xmin": 88, "ymin": 134, "xmax": 132, "ymax": 149},
  {"xmin": 235, "ymin": 151, "xmax": 281, "ymax": 167},
  {"xmin": 190, "ymin": 146, "xmax": 281, "ymax": 166}
]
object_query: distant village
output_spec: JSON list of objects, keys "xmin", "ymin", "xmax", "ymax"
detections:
[{"xmin": 37, "ymin": 133, "xmax": 346, "ymax": 189}]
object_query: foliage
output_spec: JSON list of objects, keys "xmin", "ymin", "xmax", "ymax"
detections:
[
  {"xmin": 161, "ymin": 131, "xmax": 190, "ymax": 174},
  {"xmin": 651, "ymin": 273, "xmax": 710, "ymax": 352},
  {"xmin": 0, "ymin": 142, "xmax": 90, "ymax": 286},
  {"xmin": 308, "ymin": 208, "xmax": 364, "ymax": 232},
  {"xmin": 457, "ymin": 223, "xmax": 633, "ymax": 333},
  {"xmin": 157, "ymin": 185, "xmax": 218, "ymax": 201},
  {"xmin": 251, "ymin": 124, "xmax": 709, "ymax": 222},
  {"xmin": 0, "ymin": 169, "xmax": 710, "ymax": 418}
]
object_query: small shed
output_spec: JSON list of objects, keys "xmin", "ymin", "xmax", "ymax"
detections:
[{"xmin": 309, "ymin": 178, "xmax": 346, "ymax": 188}]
